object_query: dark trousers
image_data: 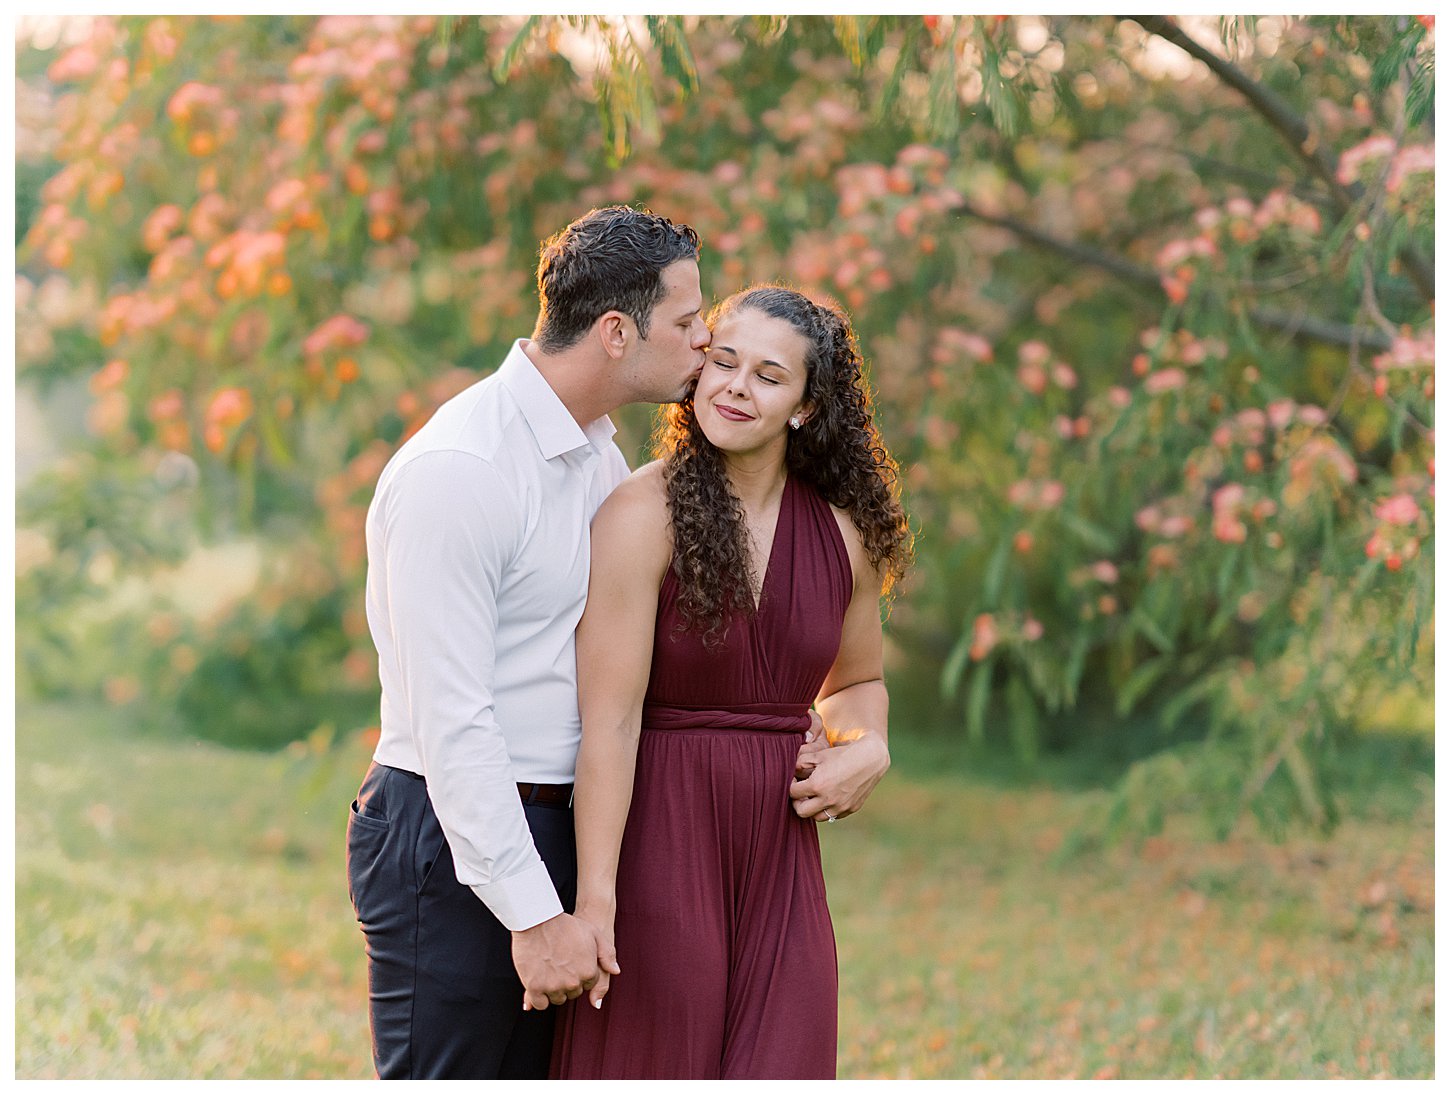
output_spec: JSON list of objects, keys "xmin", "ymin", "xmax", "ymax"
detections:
[{"xmin": 345, "ymin": 761, "xmax": 577, "ymax": 1079}]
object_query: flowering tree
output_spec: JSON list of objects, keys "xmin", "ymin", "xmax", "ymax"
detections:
[{"xmin": 17, "ymin": 15, "xmax": 1432, "ymax": 833}]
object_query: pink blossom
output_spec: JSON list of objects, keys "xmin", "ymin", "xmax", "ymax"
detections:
[
  {"xmin": 1144, "ymin": 368, "xmax": 1187, "ymax": 394},
  {"xmin": 48, "ymin": 44, "xmax": 100, "ymax": 83},
  {"xmin": 1018, "ymin": 340, "xmax": 1051, "ymax": 368},
  {"xmin": 1372, "ymin": 332, "xmax": 1434, "ymax": 371},
  {"xmin": 265, "ymin": 178, "xmax": 309, "ymax": 215},
  {"xmin": 1235, "ymin": 407, "xmax": 1267, "ymax": 431},
  {"xmin": 1107, "ymin": 386, "xmax": 1132, "ymax": 408},
  {"xmin": 1212, "ymin": 483, "xmax": 1245, "ymax": 512},
  {"xmin": 1212, "ymin": 425, "xmax": 1233, "ymax": 449},
  {"xmin": 938, "ymin": 328, "xmax": 993, "ymax": 363},
  {"xmin": 1337, "ymin": 134, "xmax": 1397, "ymax": 184},
  {"xmin": 1159, "ymin": 515, "xmax": 1194, "ymax": 539},
  {"xmin": 303, "ymin": 313, "xmax": 370, "ymax": 356},
  {"xmin": 1018, "ymin": 363, "xmax": 1048, "ymax": 395},
  {"xmin": 1374, "ymin": 493, "xmax": 1421, "ymax": 527},
  {"xmin": 1008, "ymin": 479, "xmax": 1065, "ymax": 511},
  {"xmin": 205, "ymin": 386, "xmax": 253, "ymax": 428},
  {"xmin": 1267, "ymin": 400, "xmax": 1296, "ymax": 430},
  {"xmin": 166, "ymin": 81, "xmax": 224, "ymax": 123},
  {"xmin": 1022, "ymin": 616, "xmax": 1044, "ymax": 642},
  {"xmin": 970, "ymin": 613, "xmax": 998, "ymax": 660},
  {"xmin": 898, "ymin": 143, "xmax": 946, "ymax": 169},
  {"xmin": 1054, "ymin": 415, "xmax": 1075, "ymax": 440},
  {"xmin": 1386, "ymin": 144, "xmax": 1434, "ymax": 194},
  {"xmin": 1135, "ymin": 505, "xmax": 1162, "ymax": 533},
  {"xmin": 1289, "ymin": 436, "xmax": 1359, "ymax": 488},
  {"xmin": 141, "ymin": 205, "xmax": 185, "ymax": 253},
  {"xmin": 713, "ymin": 161, "xmax": 744, "ymax": 185},
  {"xmin": 1090, "ymin": 560, "xmax": 1119, "ymax": 584},
  {"xmin": 1052, "ymin": 362, "xmax": 1078, "ymax": 389},
  {"xmin": 1213, "ymin": 516, "xmax": 1248, "ymax": 544}
]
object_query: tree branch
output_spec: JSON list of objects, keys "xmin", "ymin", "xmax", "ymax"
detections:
[
  {"xmin": 954, "ymin": 198, "xmax": 1394, "ymax": 352},
  {"xmin": 1123, "ymin": 14, "xmax": 1434, "ymax": 304}
]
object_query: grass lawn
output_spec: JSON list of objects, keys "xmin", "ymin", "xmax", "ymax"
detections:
[{"xmin": 14, "ymin": 701, "xmax": 1433, "ymax": 1079}]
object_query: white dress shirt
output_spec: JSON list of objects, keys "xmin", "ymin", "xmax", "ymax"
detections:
[{"xmin": 365, "ymin": 339, "xmax": 630, "ymax": 930}]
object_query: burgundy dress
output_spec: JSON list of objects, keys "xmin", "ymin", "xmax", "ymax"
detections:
[{"xmin": 552, "ymin": 474, "xmax": 853, "ymax": 1080}]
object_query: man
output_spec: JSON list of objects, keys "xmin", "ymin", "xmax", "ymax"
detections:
[{"xmin": 346, "ymin": 206, "xmax": 709, "ymax": 1079}]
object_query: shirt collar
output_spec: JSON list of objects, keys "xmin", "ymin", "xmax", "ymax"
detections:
[{"xmin": 498, "ymin": 340, "xmax": 618, "ymax": 461}]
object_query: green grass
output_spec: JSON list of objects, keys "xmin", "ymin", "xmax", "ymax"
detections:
[{"xmin": 15, "ymin": 702, "xmax": 1433, "ymax": 1079}]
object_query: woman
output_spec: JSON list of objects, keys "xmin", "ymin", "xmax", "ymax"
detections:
[{"xmin": 552, "ymin": 286, "xmax": 912, "ymax": 1079}]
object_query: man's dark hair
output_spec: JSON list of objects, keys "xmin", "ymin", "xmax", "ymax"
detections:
[{"xmin": 533, "ymin": 206, "xmax": 701, "ymax": 353}]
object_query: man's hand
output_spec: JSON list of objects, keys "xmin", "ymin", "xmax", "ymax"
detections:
[
  {"xmin": 511, "ymin": 912, "xmax": 609, "ymax": 1011},
  {"xmin": 789, "ymin": 730, "xmax": 890, "ymax": 823}
]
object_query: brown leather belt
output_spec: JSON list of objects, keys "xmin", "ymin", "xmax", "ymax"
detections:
[{"xmin": 517, "ymin": 782, "xmax": 574, "ymax": 809}]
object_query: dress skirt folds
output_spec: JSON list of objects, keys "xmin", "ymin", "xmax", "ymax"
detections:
[{"xmin": 552, "ymin": 475, "xmax": 854, "ymax": 1080}]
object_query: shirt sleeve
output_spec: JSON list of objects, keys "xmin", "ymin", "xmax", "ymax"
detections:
[{"xmin": 375, "ymin": 449, "xmax": 563, "ymax": 931}]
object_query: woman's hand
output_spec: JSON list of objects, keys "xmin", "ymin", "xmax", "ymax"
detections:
[
  {"xmin": 794, "ymin": 710, "xmax": 830, "ymax": 778},
  {"xmin": 572, "ymin": 900, "xmax": 618, "ymax": 1009},
  {"xmin": 788, "ymin": 729, "xmax": 890, "ymax": 822}
]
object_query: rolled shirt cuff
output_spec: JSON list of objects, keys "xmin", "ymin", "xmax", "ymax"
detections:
[{"xmin": 471, "ymin": 861, "xmax": 564, "ymax": 931}]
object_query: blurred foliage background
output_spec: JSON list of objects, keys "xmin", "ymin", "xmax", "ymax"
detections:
[{"xmin": 15, "ymin": 14, "xmax": 1433, "ymax": 841}]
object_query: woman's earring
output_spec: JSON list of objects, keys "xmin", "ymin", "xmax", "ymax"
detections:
[{"xmin": 789, "ymin": 416, "xmax": 802, "ymax": 430}]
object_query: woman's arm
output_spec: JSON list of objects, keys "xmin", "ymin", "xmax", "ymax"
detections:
[
  {"xmin": 789, "ymin": 511, "xmax": 891, "ymax": 822},
  {"xmin": 572, "ymin": 465, "xmax": 671, "ymax": 1005}
]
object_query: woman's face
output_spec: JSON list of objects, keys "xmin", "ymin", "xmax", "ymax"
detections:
[{"xmin": 695, "ymin": 307, "xmax": 812, "ymax": 455}]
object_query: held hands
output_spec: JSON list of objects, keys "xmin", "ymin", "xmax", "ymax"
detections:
[
  {"xmin": 790, "ymin": 719, "xmax": 889, "ymax": 823},
  {"xmin": 573, "ymin": 901, "xmax": 618, "ymax": 1010},
  {"xmin": 511, "ymin": 911, "xmax": 619, "ymax": 1012}
]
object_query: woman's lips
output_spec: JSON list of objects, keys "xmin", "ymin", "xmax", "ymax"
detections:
[{"xmin": 714, "ymin": 404, "xmax": 754, "ymax": 422}]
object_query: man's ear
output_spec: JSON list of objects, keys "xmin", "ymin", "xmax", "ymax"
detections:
[{"xmin": 598, "ymin": 312, "xmax": 631, "ymax": 360}]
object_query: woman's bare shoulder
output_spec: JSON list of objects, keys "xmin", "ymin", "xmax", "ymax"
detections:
[
  {"xmin": 828, "ymin": 502, "xmax": 877, "ymax": 589},
  {"xmin": 593, "ymin": 460, "xmax": 671, "ymax": 562},
  {"xmin": 602, "ymin": 459, "xmax": 668, "ymax": 515}
]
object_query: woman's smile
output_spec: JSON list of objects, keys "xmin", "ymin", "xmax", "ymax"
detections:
[{"xmin": 714, "ymin": 403, "xmax": 755, "ymax": 422}]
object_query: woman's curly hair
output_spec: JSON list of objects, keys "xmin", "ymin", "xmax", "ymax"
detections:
[{"xmin": 652, "ymin": 285, "xmax": 913, "ymax": 644}]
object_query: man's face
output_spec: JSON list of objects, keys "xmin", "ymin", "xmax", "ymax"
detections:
[{"xmin": 625, "ymin": 259, "xmax": 709, "ymax": 403}]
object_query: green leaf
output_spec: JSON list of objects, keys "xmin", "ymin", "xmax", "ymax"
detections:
[
  {"xmin": 925, "ymin": 28, "xmax": 960, "ymax": 141},
  {"xmin": 1059, "ymin": 510, "xmax": 1117, "ymax": 553},
  {"xmin": 1130, "ymin": 605, "xmax": 1175, "ymax": 655},
  {"xmin": 491, "ymin": 14, "xmax": 542, "ymax": 81},
  {"xmin": 1006, "ymin": 674, "xmax": 1039, "ymax": 763},
  {"xmin": 965, "ymin": 659, "xmax": 993, "ymax": 746},
  {"xmin": 644, "ymin": 15, "xmax": 699, "ymax": 94},
  {"xmin": 940, "ymin": 628, "xmax": 973, "ymax": 702},
  {"xmin": 832, "ymin": 15, "xmax": 871, "ymax": 67},
  {"xmin": 1370, "ymin": 27, "xmax": 1418, "ymax": 92},
  {"xmin": 1159, "ymin": 669, "xmax": 1232, "ymax": 734},
  {"xmin": 1406, "ymin": 56, "xmax": 1435, "ymax": 128},
  {"xmin": 876, "ymin": 18, "xmax": 924, "ymax": 122},
  {"xmin": 1117, "ymin": 656, "xmax": 1170, "ymax": 716},
  {"xmin": 982, "ymin": 531, "xmax": 1012, "ymax": 607},
  {"xmin": 1063, "ymin": 630, "xmax": 1090, "ymax": 707}
]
